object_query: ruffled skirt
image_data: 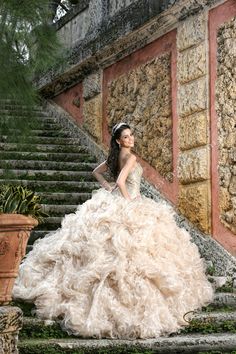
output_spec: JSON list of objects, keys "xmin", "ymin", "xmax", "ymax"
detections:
[{"xmin": 13, "ymin": 189, "xmax": 214, "ymax": 338}]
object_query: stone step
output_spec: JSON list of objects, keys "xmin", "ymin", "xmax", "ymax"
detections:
[
  {"xmin": 1, "ymin": 160, "xmax": 96, "ymax": 172},
  {"xmin": 20, "ymin": 310, "xmax": 236, "ymax": 337},
  {"xmin": 0, "ymin": 142, "xmax": 88, "ymax": 153},
  {"xmin": 0, "ymin": 169, "xmax": 94, "ymax": 182},
  {"xmin": 37, "ymin": 192, "xmax": 91, "ymax": 204},
  {"xmin": 190, "ymin": 310, "xmax": 236, "ymax": 322},
  {"xmin": 2, "ymin": 179, "xmax": 99, "ymax": 193},
  {"xmin": 0, "ymin": 109, "xmax": 45, "ymax": 116},
  {"xmin": 0, "ymin": 130, "xmax": 73, "ymax": 141},
  {"xmin": 0, "ymin": 103, "xmax": 44, "ymax": 110},
  {"xmin": 0, "ymin": 151, "xmax": 97, "ymax": 163},
  {"xmin": 0, "ymin": 119, "xmax": 58, "ymax": 131},
  {"xmin": 28, "ymin": 230, "xmax": 49, "ymax": 244},
  {"xmin": 42, "ymin": 204, "xmax": 78, "ymax": 216},
  {"xmin": 213, "ymin": 292, "xmax": 236, "ymax": 308},
  {"xmin": 38, "ymin": 216, "xmax": 62, "ymax": 231},
  {"xmin": 17, "ymin": 333, "xmax": 236, "ymax": 353}
]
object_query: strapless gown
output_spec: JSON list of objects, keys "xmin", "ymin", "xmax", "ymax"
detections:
[{"xmin": 13, "ymin": 163, "xmax": 214, "ymax": 339}]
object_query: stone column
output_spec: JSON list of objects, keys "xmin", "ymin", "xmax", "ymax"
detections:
[
  {"xmin": 0, "ymin": 306, "xmax": 23, "ymax": 354},
  {"xmin": 83, "ymin": 71, "xmax": 103, "ymax": 143},
  {"xmin": 176, "ymin": 12, "xmax": 211, "ymax": 233}
]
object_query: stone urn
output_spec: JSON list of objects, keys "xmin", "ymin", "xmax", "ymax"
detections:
[{"xmin": 0, "ymin": 214, "xmax": 38, "ymax": 304}]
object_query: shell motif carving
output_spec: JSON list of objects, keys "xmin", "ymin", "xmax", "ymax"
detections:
[{"xmin": 0, "ymin": 239, "xmax": 10, "ymax": 256}]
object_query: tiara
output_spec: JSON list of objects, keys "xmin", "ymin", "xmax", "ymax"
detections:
[{"xmin": 112, "ymin": 122, "xmax": 127, "ymax": 136}]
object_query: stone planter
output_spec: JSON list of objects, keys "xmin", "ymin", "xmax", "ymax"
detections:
[{"xmin": 0, "ymin": 214, "xmax": 38, "ymax": 304}]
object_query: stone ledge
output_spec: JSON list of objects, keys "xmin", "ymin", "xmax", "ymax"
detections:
[
  {"xmin": 18, "ymin": 333, "xmax": 236, "ymax": 353},
  {"xmin": 37, "ymin": 0, "xmax": 224, "ymax": 97}
]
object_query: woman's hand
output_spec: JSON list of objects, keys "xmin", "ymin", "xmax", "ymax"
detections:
[{"xmin": 101, "ymin": 181, "xmax": 113, "ymax": 192}]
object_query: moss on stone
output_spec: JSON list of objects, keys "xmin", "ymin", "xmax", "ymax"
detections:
[
  {"xmin": 181, "ymin": 319, "xmax": 236, "ymax": 334},
  {"xmin": 18, "ymin": 341, "xmax": 154, "ymax": 354},
  {"xmin": 11, "ymin": 300, "xmax": 35, "ymax": 317},
  {"xmin": 19, "ymin": 321, "xmax": 71, "ymax": 340},
  {"xmin": 202, "ymin": 305, "xmax": 236, "ymax": 313}
]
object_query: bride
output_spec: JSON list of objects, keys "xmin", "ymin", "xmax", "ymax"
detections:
[{"xmin": 13, "ymin": 122, "xmax": 214, "ymax": 339}]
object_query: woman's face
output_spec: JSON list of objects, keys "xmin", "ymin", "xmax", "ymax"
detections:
[{"xmin": 117, "ymin": 128, "xmax": 134, "ymax": 148}]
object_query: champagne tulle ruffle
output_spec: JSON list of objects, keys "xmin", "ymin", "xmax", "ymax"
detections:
[{"xmin": 13, "ymin": 188, "xmax": 214, "ymax": 338}]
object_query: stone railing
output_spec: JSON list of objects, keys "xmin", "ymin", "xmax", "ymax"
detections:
[{"xmin": 54, "ymin": 0, "xmax": 174, "ymax": 49}]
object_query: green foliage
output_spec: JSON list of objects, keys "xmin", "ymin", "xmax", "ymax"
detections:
[
  {"xmin": 181, "ymin": 318, "xmax": 236, "ymax": 334},
  {"xmin": 216, "ymin": 280, "xmax": 235, "ymax": 293},
  {"xmin": 206, "ymin": 265, "xmax": 216, "ymax": 276},
  {"xmin": 18, "ymin": 342, "xmax": 155, "ymax": 354},
  {"xmin": 19, "ymin": 321, "xmax": 71, "ymax": 340},
  {"xmin": 11, "ymin": 300, "xmax": 35, "ymax": 317},
  {"xmin": 202, "ymin": 305, "xmax": 236, "ymax": 313},
  {"xmin": 0, "ymin": 0, "xmax": 62, "ymax": 103},
  {"xmin": 0, "ymin": 184, "xmax": 48, "ymax": 222}
]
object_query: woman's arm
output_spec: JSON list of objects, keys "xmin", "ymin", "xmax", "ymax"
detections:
[
  {"xmin": 116, "ymin": 155, "xmax": 136, "ymax": 200},
  {"xmin": 92, "ymin": 161, "xmax": 113, "ymax": 191}
]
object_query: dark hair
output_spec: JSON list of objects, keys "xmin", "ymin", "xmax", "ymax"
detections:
[{"xmin": 106, "ymin": 122, "xmax": 131, "ymax": 179}]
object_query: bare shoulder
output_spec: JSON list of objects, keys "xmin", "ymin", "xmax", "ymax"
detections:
[{"xmin": 122, "ymin": 153, "xmax": 136, "ymax": 166}]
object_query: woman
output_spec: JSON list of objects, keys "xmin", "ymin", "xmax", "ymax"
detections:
[{"xmin": 13, "ymin": 122, "xmax": 214, "ymax": 339}]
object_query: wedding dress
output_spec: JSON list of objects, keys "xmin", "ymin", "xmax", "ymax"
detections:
[{"xmin": 13, "ymin": 162, "xmax": 214, "ymax": 338}]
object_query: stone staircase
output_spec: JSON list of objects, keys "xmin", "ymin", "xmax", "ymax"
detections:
[
  {"xmin": 14, "ymin": 288, "xmax": 236, "ymax": 353},
  {"xmin": 1, "ymin": 100, "xmax": 236, "ymax": 353},
  {"xmin": 0, "ymin": 99, "xmax": 99, "ymax": 250}
]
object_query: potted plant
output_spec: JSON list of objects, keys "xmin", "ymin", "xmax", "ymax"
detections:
[{"xmin": 0, "ymin": 184, "xmax": 48, "ymax": 304}]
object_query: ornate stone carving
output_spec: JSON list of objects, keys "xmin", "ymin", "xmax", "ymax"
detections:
[
  {"xmin": 0, "ymin": 239, "xmax": 10, "ymax": 256},
  {"xmin": 216, "ymin": 16, "xmax": 236, "ymax": 234},
  {"xmin": 0, "ymin": 306, "xmax": 23, "ymax": 354},
  {"xmin": 107, "ymin": 53, "xmax": 173, "ymax": 181}
]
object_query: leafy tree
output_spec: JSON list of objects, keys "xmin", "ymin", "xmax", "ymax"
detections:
[{"xmin": 0, "ymin": 0, "xmax": 71, "ymax": 105}]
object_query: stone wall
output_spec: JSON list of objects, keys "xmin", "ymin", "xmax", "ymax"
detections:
[
  {"xmin": 216, "ymin": 16, "xmax": 236, "ymax": 234},
  {"xmin": 56, "ymin": 1, "xmax": 90, "ymax": 48},
  {"xmin": 49, "ymin": 0, "xmax": 236, "ymax": 256},
  {"xmin": 108, "ymin": 0, "xmax": 139, "ymax": 16},
  {"xmin": 107, "ymin": 53, "xmax": 173, "ymax": 181}
]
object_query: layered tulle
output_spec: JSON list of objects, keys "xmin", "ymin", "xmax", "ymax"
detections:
[{"xmin": 13, "ymin": 186, "xmax": 214, "ymax": 338}]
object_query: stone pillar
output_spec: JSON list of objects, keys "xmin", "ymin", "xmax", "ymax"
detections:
[
  {"xmin": 177, "ymin": 12, "xmax": 211, "ymax": 233},
  {"xmin": 83, "ymin": 71, "xmax": 103, "ymax": 143},
  {"xmin": 0, "ymin": 306, "xmax": 23, "ymax": 354}
]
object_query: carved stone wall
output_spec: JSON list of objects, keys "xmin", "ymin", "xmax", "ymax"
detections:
[
  {"xmin": 216, "ymin": 16, "xmax": 236, "ymax": 234},
  {"xmin": 107, "ymin": 53, "xmax": 173, "ymax": 181},
  {"xmin": 177, "ymin": 12, "xmax": 210, "ymax": 233}
]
